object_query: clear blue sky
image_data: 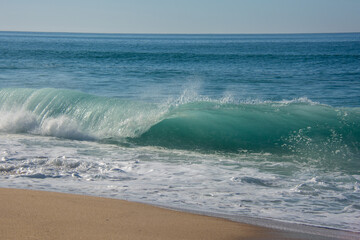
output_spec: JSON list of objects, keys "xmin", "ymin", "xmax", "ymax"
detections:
[{"xmin": 1, "ymin": 0, "xmax": 359, "ymax": 34}]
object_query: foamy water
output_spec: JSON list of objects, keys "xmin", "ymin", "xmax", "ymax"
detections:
[{"xmin": 1, "ymin": 132, "xmax": 359, "ymax": 232}]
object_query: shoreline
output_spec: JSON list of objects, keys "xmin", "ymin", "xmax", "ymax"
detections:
[
  {"xmin": 157, "ymin": 203, "xmax": 359, "ymax": 239},
  {"xmin": 1, "ymin": 188, "xmax": 358, "ymax": 240}
]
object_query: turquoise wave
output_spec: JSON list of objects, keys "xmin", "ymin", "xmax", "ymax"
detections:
[
  {"xmin": 136, "ymin": 101, "xmax": 360, "ymax": 152},
  {"xmin": 0, "ymin": 88, "xmax": 166, "ymax": 140},
  {"xmin": 1, "ymin": 88, "xmax": 359, "ymax": 163}
]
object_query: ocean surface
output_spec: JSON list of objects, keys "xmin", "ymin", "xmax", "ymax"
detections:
[{"xmin": 0, "ymin": 31, "xmax": 359, "ymax": 232}]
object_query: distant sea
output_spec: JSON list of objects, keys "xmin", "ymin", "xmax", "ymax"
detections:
[{"xmin": 0, "ymin": 31, "xmax": 359, "ymax": 232}]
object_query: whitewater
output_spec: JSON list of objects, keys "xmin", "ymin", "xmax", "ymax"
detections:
[{"xmin": 0, "ymin": 32, "xmax": 359, "ymax": 233}]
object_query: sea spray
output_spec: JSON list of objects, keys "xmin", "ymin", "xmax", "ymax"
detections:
[{"xmin": 0, "ymin": 110, "xmax": 38, "ymax": 133}]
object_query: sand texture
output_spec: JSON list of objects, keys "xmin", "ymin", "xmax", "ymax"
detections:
[{"xmin": 0, "ymin": 188, "xmax": 350, "ymax": 240}]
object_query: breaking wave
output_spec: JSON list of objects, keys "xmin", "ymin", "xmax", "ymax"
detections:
[{"xmin": 0, "ymin": 88, "xmax": 359, "ymax": 170}]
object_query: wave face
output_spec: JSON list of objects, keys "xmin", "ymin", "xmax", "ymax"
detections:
[
  {"xmin": 0, "ymin": 88, "xmax": 167, "ymax": 140},
  {"xmin": 0, "ymin": 88, "xmax": 359, "ymax": 169}
]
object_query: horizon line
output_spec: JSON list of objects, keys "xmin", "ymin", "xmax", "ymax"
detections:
[{"xmin": 1, "ymin": 30, "xmax": 359, "ymax": 35}]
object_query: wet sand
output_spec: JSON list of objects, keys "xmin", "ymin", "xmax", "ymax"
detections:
[{"xmin": 0, "ymin": 188, "xmax": 354, "ymax": 239}]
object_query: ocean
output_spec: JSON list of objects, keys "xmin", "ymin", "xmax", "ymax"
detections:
[{"xmin": 0, "ymin": 31, "xmax": 359, "ymax": 233}]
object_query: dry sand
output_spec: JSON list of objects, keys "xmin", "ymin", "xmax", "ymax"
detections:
[{"xmin": 0, "ymin": 188, "xmax": 348, "ymax": 240}]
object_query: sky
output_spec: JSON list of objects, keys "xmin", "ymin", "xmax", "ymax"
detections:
[{"xmin": 0, "ymin": 0, "xmax": 359, "ymax": 34}]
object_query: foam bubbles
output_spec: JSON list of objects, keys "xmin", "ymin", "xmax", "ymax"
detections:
[
  {"xmin": 0, "ymin": 133, "xmax": 360, "ymax": 232},
  {"xmin": 0, "ymin": 109, "xmax": 92, "ymax": 141},
  {"xmin": 0, "ymin": 110, "xmax": 38, "ymax": 133},
  {"xmin": 40, "ymin": 116, "xmax": 92, "ymax": 140}
]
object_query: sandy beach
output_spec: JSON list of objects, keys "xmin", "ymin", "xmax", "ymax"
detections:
[{"xmin": 0, "ymin": 188, "xmax": 354, "ymax": 240}]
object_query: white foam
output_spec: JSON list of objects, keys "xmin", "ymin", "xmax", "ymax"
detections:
[
  {"xmin": 0, "ymin": 109, "xmax": 92, "ymax": 140},
  {"xmin": 39, "ymin": 116, "xmax": 92, "ymax": 140},
  {"xmin": 0, "ymin": 110, "xmax": 38, "ymax": 133},
  {"xmin": 0, "ymin": 133, "xmax": 359, "ymax": 232}
]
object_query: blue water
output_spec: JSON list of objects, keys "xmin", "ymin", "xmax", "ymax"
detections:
[
  {"xmin": 0, "ymin": 31, "xmax": 359, "ymax": 233},
  {"xmin": 1, "ymin": 32, "xmax": 360, "ymax": 106}
]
